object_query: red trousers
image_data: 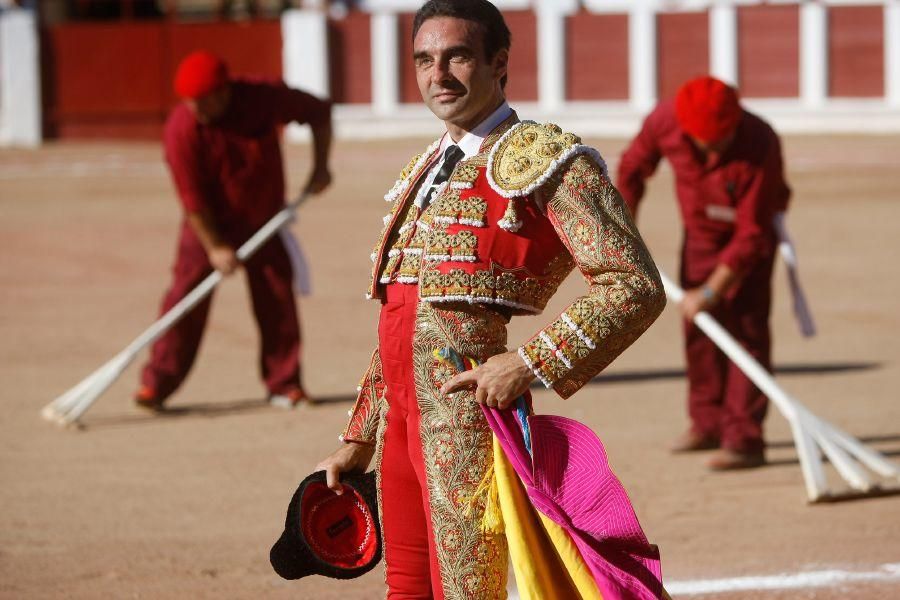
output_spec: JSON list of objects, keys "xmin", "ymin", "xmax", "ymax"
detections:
[
  {"xmin": 378, "ymin": 284, "xmax": 444, "ymax": 599},
  {"xmin": 681, "ymin": 241, "xmax": 775, "ymax": 453},
  {"xmin": 140, "ymin": 222, "xmax": 301, "ymax": 401}
]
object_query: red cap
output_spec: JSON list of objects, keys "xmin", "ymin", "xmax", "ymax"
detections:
[
  {"xmin": 174, "ymin": 51, "xmax": 229, "ymax": 99},
  {"xmin": 675, "ymin": 76, "xmax": 742, "ymax": 143}
]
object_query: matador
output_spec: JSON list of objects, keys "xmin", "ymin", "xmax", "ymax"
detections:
[{"xmin": 316, "ymin": 1, "xmax": 666, "ymax": 597}]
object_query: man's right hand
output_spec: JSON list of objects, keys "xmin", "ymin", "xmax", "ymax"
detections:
[
  {"xmin": 315, "ymin": 442, "xmax": 375, "ymax": 495},
  {"xmin": 208, "ymin": 245, "xmax": 239, "ymax": 275}
]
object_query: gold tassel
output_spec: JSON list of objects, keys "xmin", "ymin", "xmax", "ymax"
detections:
[
  {"xmin": 482, "ymin": 469, "xmax": 504, "ymax": 534},
  {"xmin": 498, "ymin": 197, "xmax": 523, "ymax": 232},
  {"xmin": 465, "ymin": 460, "xmax": 505, "ymax": 534}
]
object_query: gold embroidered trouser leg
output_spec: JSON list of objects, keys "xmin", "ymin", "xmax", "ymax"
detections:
[{"xmin": 409, "ymin": 300, "xmax": 510, "ymax": 599}]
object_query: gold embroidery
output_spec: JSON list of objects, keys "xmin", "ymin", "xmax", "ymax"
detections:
[
  {"xmin": 489, "ymin": 122, "xmax": 580, "ymax": 194},
  {"xmin": 376, "ymin": 195, "xmax": 423, "ymax": 284},
  {"xmin": 371, "ymin": 387, "xmax": 390, "ymax": 588},
  {"xmin": 419, "ymin": 257, "xmax": 571, "ymax": 314},
  {"xmin": 431, "ymin": 191, "xmax": 488, "ymax": 227},
  {"xmin": 412, "ymin": 302, "xmax": 508, "ymax": 599},
  {"xmin": 423, "ymin": 230, "xmax": 479, "ymax": 263},
  {"xmin": 450, "ymin": 163, "xmax": 480, "ymax": 187},
  {"xmin": 341, "ymin": 350, "xmax": 385, "ymax": 444},
  {"xmin": 396, "ymin": 249, "xmax": 423, "ymax": 282},
  {"xmin": 520, "ymin": 154, "xmax": 666, "ymax": 397}
]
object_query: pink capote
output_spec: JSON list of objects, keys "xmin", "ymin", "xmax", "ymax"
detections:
[{"xmin": 482, "ymin": 405, "xmax": 664, "ymax": 600}]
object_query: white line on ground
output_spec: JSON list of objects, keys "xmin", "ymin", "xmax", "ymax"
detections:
[
  {"xmin": 666, "ymin": 563, "xmax": 900, "ymax": 596},
  {"xmin": 507, "ymin": 563, "xmax": 900, "ymax": 598}
]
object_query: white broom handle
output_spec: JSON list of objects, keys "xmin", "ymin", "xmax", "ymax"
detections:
[
  {"xmin": 44, "ymin": 192, "xmax": 306, "ymax": 425},
  {"xmin": 660, "ymin": 271, "xmax": 836, "ymax": 500},
  {"xmin": 659, "ymin": 271, "xmax": 806, "ymax": 422},
  {"xmin": 119, "ymin": 193, "xmax": 310, "ymax": 358}
]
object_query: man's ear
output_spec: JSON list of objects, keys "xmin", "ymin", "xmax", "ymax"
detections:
[{"xmin": 493, "ymin": 48, "xmax": 509, "ymax": 82}]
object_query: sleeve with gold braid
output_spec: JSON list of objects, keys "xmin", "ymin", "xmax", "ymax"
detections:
[
  {"xmin": 518, "ymin": 154, "xmax": 667, "ymax": 398},
  {"xmin": 340, "ymin": 349, "xmax": 385, "ymax": 445}
]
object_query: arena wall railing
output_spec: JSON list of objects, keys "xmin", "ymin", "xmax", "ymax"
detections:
[
  {"xmin": 286, "ymin": 0, "xmax": 900, "ymax": 141},
  {"xmin": 0, "ymin": 8, "xmax": 41, "ymax": 147},
  {"xmin": 2, "ymin": 0, "xmax": 900, "ymax": 145}
]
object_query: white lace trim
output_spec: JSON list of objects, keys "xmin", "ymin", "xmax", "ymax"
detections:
[
  {"xmin": 419, "ymin": 294, "xmax": 541, "ymax": 314},
  {"xmin": 433, "ymin": 216, "xmax": 486, "ymax": 228},
  {"xmin": 518, "ymin": 346, "xmax": 552, "ymax": 388},
  {"xmin": 423, "ymin": 254, "xmax": 478, "ymax": 263},
  {"xmin": 384, "ymin": 138, "xmax": 441, "ymax": 203},
  {"xmin": 560, "ymin": 312, "xmax": 596, "ymax": 350}
]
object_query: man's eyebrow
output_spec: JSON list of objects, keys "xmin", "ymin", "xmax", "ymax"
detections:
[{"xmin": 413, "ymin": 45, "xmax": 475, "ymax": 60}]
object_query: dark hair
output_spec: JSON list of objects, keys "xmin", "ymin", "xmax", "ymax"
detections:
[{"xmin": 412, "ymin": 0, "xmax": 511, "ymax": 87}]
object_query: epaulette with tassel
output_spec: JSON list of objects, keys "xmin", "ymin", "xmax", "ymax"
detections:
[{"xmin": 486, "ymin": 121, "xmax": 608, "ymax": 232}]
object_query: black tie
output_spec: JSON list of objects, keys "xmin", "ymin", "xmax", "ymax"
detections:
[{"xmin": 422, "ymin": 144, "xmax": 464, "ymax": 210}]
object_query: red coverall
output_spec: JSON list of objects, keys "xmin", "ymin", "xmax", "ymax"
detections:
[
  {"xmin": 617, "ymin": 100, "xmax": 791, "ymax": 452},
  {"xmin": 141, "ymin": 80, "xmax": 330, "ymax": 402}
]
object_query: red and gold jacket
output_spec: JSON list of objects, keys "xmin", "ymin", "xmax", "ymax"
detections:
[{"xmin": 343, "ymin": 116, "xmax": 666, "ymax": 444}]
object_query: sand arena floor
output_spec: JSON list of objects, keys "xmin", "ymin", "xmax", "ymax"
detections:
[{"xmin": 1, "ymin": 134, "xmax": 899, "ymax": 599}]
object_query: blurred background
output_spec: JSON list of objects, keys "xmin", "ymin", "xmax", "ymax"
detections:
[{"xmin": 2, "ymin": 0, "xmax": 899, "ymax": 146}]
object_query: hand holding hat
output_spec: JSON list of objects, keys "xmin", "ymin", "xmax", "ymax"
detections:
[{"xmin": 270, "ymin": 470, "xmax": 382, "ymax": 580}]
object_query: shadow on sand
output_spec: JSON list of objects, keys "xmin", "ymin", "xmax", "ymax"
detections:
[
  {"xmin": 78, "ymin": 393, "xmax": 358, "ymax": 429},
  {"xmin": 561, "ymin": 361, "xmax": 882, "ymax": 388}
]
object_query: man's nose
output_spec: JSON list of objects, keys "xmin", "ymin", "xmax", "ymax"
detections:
[{"xmin": 433, "ymin": 59, "xmax": 453, "ymax": 84}]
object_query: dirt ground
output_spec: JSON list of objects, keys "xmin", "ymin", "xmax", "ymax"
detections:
[{"xmin": 1, "ymin": 132, "xmax": 899, "ymax": 599}]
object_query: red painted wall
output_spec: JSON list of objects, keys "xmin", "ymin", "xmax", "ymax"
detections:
[
  {"xmin": 504, "ymin": 11, "xmax": 538, "ymax": 102},
  {"xmin": 829, "ymin": 5, "xmax": 884, "ymax": 97},
  {"xmin": 43, "ymin": 22, "xmax": 166, "ymax": 138},
  {"xmin": 657, "ymin": 11, "xmax": 709, "ymax": 100},
  {"xmin": 42, "ymin": 20, "xmax": 282, "ymax": 139},
  {"xmin": 738, "ymin": 5, "xmax": 800, "ymax": 98},
  {"xmin": 565, "ymin": 11, "xmax": 629, "ymax": 101},
  {"xmin": 398, "ymin": 12, "xmax": 418, "ymax": 104},
  {"xmin": 328, "ymin": 11, "xmax": 372, "ymax": 104},
  {"xmin": 168, "ymin": 21, "xmax": 282, "ymax": 99}
]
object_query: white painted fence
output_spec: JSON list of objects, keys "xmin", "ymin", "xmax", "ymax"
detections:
[{"xmin": 3, "ymin": 1, "xmax": 900, "ymax": 145}]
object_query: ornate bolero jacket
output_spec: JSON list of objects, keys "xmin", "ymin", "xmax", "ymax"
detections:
[{"xmin": 342, "ymin": 115, "xmax": 666, "ymax": 444}]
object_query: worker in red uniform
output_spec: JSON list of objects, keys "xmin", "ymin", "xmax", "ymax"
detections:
[
  {"xmin": 618, "ymin": 76, "xmax": 791, "ymax": 470},
  {"xmin": 135, "ymin": 50, "xmax": 333, "ymax": 411}
]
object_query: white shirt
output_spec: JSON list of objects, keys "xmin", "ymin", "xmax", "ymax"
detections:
[{"xmin": 414, "ymin": 102, "xmax": 514, "ymax": 208}]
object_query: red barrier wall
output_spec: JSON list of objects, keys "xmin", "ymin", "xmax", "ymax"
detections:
[
  {"xmin": 398, "ymin": 13, "xmax": 418, "ymax": 104},
  {"xmin": 565, "ymin": 11, "xmax": 629, "ymax": 101},
  {"xmin": 504, "ymin": 11, "xmax": 538, "ymax": 102},
  {"xmin": 657, "ymin": 11, "xmax": 709, "ymax": 100},
  {"xmin": 42, "ymin": 20, "xmax": 282, "ymax": 139},
  {"xmin": 738, "ymin": 4, "xmax": 800, "ymax": 98},
  {"xmin": 328, "ymin": 11, "xmax": 372, "ymax": 104},
  {"xmin": 829, "ymin": 5, "xmax": 884, "ymax": 97}
]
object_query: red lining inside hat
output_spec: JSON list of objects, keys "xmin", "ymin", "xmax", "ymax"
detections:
[{"xmin": 300, "ymin": 482, "xmax": 378, "ymax": 569}]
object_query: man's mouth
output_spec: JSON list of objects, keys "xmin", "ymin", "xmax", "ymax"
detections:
[{"xmin": 433, "ymin": 90, "xmax": 463, "ymax": 102}]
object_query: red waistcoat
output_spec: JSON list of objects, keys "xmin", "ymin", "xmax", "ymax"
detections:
[{"xmin": 367, "ymin": 117, "xmax": 604, "ymax": 315}]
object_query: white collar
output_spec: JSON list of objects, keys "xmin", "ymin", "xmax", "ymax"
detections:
[{"xmin": 439, "ymin": 101, "xmax": 513, "ymax": 159}]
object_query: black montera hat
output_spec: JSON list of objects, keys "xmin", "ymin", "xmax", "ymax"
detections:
[{"xmin": 270, "ymin": 470, "xmax": 381, "ymax": 580}]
